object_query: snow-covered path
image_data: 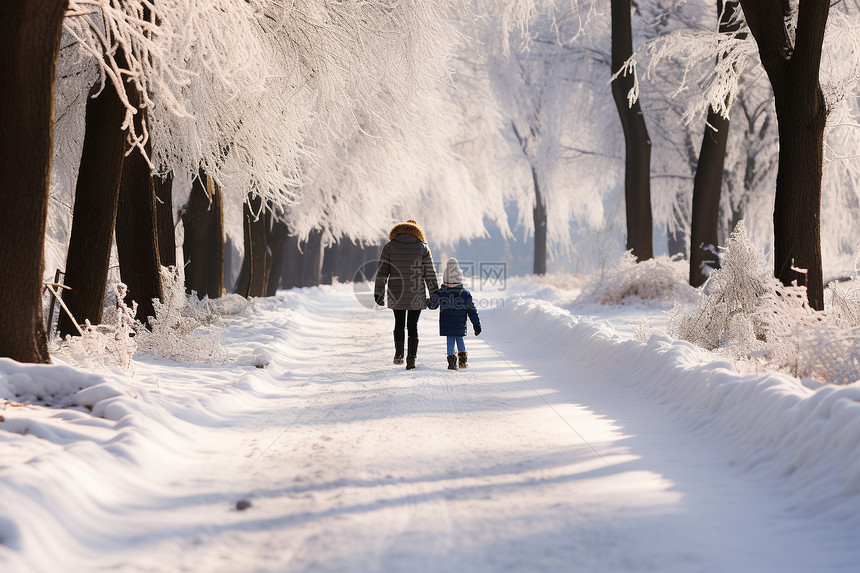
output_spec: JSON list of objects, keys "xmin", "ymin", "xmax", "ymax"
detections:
[{"xmin": 3, "ymin": 284, "xmax": 860, "ymax": 572}]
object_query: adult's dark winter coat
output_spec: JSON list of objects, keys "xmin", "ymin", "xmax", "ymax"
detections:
[
  {"xmin": 374, "ymin": 221, "xmax": 439, "ymax": 310},
  {"xmin": 427, "ymin": 285, "xmax": 481, "ymax": 336}
]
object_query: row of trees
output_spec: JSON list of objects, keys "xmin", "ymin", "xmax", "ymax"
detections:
[
  {"xmin": 6, "ymin": 1, "xmax": 493, "ymax": 363},
  {"xmin": 3, "ymin": 1, "xmax": 860, "ymax": 365},
  {"xmin": 491, "ymin": 0, "xmax": 859, "ymax": 311}
]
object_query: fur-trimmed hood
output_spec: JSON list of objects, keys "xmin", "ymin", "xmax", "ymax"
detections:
[{"xmin": 389, "ymin": 219, "xmax": 426, "ymax": 243}]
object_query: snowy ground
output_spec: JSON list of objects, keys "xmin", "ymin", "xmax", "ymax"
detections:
[{"xmin": 2, "ymin": 279, "xmax": 860, "ymax": 572}]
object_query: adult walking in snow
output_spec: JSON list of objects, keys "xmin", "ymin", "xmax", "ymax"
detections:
[
  {"xmin": 427, "ymin": 258, "xmax": 482, "ymax": 370},
  {"xmin": 374, "ymin": 219, "xmax": 439, "ymax": 370}
]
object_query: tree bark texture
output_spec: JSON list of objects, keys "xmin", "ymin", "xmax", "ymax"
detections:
[
  {"xmin": 689, "ymin": 1, "xmax": 743, "ymax": 287},
  {"xmin": 532, "ymin": 167, "xmax": 547, "ymax": 275},
  {"xmin": 203, "ymin": 177, "xmax": 225, "ymax": 299},
  {"xmin": 689, "ymin": 108, "xmax": 730, "ymax": 287},
  {"xmin": 740, "ymin": 0, "xmax": 829, "ymax": 310},
  {"xmin": 154, "ymin": 172, "xmax": 176, "ymax": 267},
  {"xmin": 0, "ymin": 1, "xmax": 67, "ymax": 362},
  {"xmin": 611, "ymin": 0, "xmax": 653, "ymax": 261},
  {"xmin": 235, "ymin": 194, "xmax": 267, "ymax": 297},
  {"xmin": 116, "ymin": 103, "xmax": 162, "ymax": 324},
  {"xmin": 182, "ymin": 170, "xmax": 224, "ymax": 299},
  {"xmin": 58, "ymin": 78, "xmax": 128, "ymax": 338},
  {"xmin": 302, "ymin": 230, "xmax": 324, "ymax": 288}
]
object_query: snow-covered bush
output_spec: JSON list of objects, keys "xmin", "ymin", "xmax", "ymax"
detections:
[
  {"xmin": 51, "ymin": 283, "xmax": 138, "ymax": 374},
  {"xmin": 577, "ymin": 252, "xmax": 696, "ymax": 307},
  {"xmin": 133, "ymin": 267, "xmax": 234, "ymax": 364},
  {"xmin": 669, "ymin": 222, "xmax": 860, "ymax": 384}
]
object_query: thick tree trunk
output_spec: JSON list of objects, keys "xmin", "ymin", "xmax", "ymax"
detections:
[
  {"xmin": 611, "ymin": 0, "xmax": 653, "ymax": 261},
  {"xmin": 58, "ymin": 79, "xmax": 128, "ymax": 338},
  {"xmin": 302, "ymin": 230, "xmax": 324, "ymax": 287},
  {"xmin": 690, "ymin": 109, "xmax": 730, "ymax": 287},
  {"xmin": 116, "ymin": 105, "xmax": 162, "ymax": 324},
  {"xmin": 265, "ymin": 216, "xmax": 289, "ymax": 297},
  {"xmin": 740, "ymin": 0, "xmax": 829, "ymax": 310},
  {"xmin": 204, "ymin": 177, "xmax": 224, "ymax": 299},
  {"xmin": 772, "ymin": 98, "xmax": 826, "ymax": 308},
  {"xmin": 154, "ymin": 172, "xmax": 176, "ymax": 267},
  {"xmin": 532, "ymin": 167, "xmax": 547, "ymax": 275},
  {"xmin": 182, "ymin": 170, "xmax": 224, "ymax": 299},
  {"xmin": 0, "ymin": 2, "xmax": 67, "ymax": 362}
]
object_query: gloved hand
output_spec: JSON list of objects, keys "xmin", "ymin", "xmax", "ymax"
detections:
[
  {"xmin": 375, "ymin": 293, "xmax": 385, "ymax": 307},
  {"xmin": 474, "ymin": 324, "xmax": 482, "ymax": 336}
]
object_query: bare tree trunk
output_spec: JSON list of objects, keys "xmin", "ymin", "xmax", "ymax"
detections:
[
  {"xmin": 204, "ymin": 176, "xmax": 224, "ymax": 299},
  {"xmin": 182, "ymin": 170, "xmax": 224, "ymax": 299},
  {"xmin": 532, "ymin": 167, "xmax": 547, "ymax": 275},
  {"xmin": 689, "ymin": 1, "xmax": 742, "ymax": 287},
  {"xmin": 0, "ymin": 1, "xmax": 67, "ymax": 361},
  {"xmin": 58, "ymin": 78, "xmax": 128, "ymax": 338},
  {"xmin": 183, "ymin": 170, "xmax": 210, "ymax": 298},
  {"xmin": 611, "ymin": 0, "xmax": 653, "ymax": 261},
  {"xmin": 236, "ymin": 194, "xmax": 267, "ymax": 297},
  {"xmin": 281, "ymin": 233, "xmax": 303, "ymax": 289},
  {"xmin": 689, "ymin": 108, "xmax": 729, "ymax": 287},
  {"xmin": 116, "ymin": 104, "xmax": 162, "ymax": 324},
  {"xmin": 302, "ymin": 230, "xmax": 324, "ymax": 287},
  {"xmin": 265, "ymin": 215, "xmax": 289, "ymax": 297},
  {"xmin": 740, "ymin": 0, "xmax": 829, "ymax": 310},
  {"xmin": 154, "ymin": 172, "xmax": 176, "ymax": 267}
]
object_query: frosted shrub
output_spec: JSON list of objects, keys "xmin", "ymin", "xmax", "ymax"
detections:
[
  {"xmin": 577, "ymin": 252, "xmax": 696, "ymax": 307},
  {"xmin": 669, "ymin": 222, "xmax": 860, "ymax": 384},
  {"xmin": 134, "ymin": 267, "xmax": 232, "ymax": 364},
  {"xmin": 52, "ymin": 283, "xmax": 138, "ymax": 373}
]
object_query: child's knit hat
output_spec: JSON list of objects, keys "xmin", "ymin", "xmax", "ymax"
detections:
[{"xmin": 443, "ymin": 257, "xmax": 464, "ymax": 285}]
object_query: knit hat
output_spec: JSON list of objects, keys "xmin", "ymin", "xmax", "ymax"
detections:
[{"xmin": 443, "ymin": 257, "xmax": 464, "ymax": 285}]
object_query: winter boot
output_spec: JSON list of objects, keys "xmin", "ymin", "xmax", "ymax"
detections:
[
  {"xmin": 457, "ymin": 351, "xmax": 468, "ymax": 369},
  {"xmin": 393, "ymin": 330, "xmax": 405, "ymax": 365},
  {"xmin": 406, "ymin": 336, "xmax": 418, "ymax": 370},
  {"xmin": 447, "ymin": 354, "xmax": 458, "ymax": 370}
]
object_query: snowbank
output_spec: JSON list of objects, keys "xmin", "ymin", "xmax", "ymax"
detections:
[{"xmin": 500, "ymin": 297, "xmax": 860, "ymax": 519}]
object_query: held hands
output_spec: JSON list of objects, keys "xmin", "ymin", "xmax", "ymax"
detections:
[
  {"xmin": 474, "ymin": 324, "xmax": 482, "ymax": 336},
  {"xmin": 375, "ymin": 293, "xmax": 385, "ymax": 307}
]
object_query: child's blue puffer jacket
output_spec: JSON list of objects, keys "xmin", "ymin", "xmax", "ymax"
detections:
[{"xmin": 427, "ymin": 285, "xmax": 481, "ymax": 336}]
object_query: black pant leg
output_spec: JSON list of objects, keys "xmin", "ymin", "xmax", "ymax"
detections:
[
  {"xmin": 406, "ymin": 309, "xmax": 421, "ymax": 339},
  {"xmin": 393, "ymin": 309, "xmax": 406, "ymax": 335}
]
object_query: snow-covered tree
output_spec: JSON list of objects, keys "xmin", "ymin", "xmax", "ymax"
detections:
[{"xmin": 0, "ymin": 2, "xmax": 68, "ymax": 363}]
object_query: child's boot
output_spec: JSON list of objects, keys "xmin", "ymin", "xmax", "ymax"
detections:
[
  {"xmin": 447, "ymin": 354, "xmax": 458, "ymax": 370},
  {"xmin": 457, "ymin": 351, "xmax": 468, "ymax": 369}
]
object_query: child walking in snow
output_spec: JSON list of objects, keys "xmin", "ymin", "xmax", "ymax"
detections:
[{"xmin": 427, "ymin": 258, "xmax": 482, "ymax": 370}]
